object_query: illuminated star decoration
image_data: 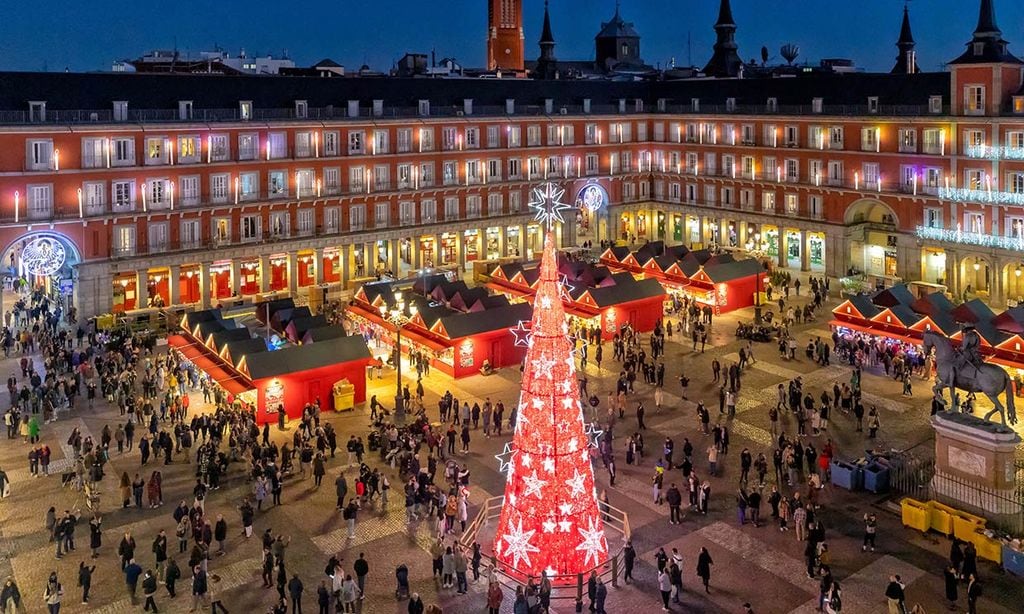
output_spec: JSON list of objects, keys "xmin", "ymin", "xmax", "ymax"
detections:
[
  {"xmin": 522, "ymin": 470, "xmax": 548, "ymax": 499},
  {"xmin": 495, "ymin": 442, "xmax": 517, "ymax": 477},
  {"xmin": 558, "ymin": 274, "xmax": 576, "ymax": 302},
  {"xmin": 575, "ymin": 517, "xmax": 608, "ymax": 567},
  {"xmin": 565, "ymin": 468, "xmax": 588, "ymax": 499},
  {"xmin": 531, "ymin": 352, "xmax": 557, "ymax": 379},
  {"xmin": 500, "ymin": 518, "xmax": 540, "ymax": 569},
  {"xmin": 528, "ymin": 182, "xmax": 571, "ymax": 230},
  {"xmin": 584, "ymin": 423, "xmax": 604, "ymax": 449},
  {"xmin": 510, "ymin": 321, "xmax": 533, "ymax": 348}
]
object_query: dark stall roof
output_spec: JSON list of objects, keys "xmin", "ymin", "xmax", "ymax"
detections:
[
  {"xmin": 992, "ymin": 307, "xmax": 1024, "ymax": 334},
  {"xmin": 305, "ymin": 325, "xmax": 349, "ymax": 342},
  {"xmin": 702, "ymin": 259, "xmax": 762, "ymax": 283},
  {"xmin": 222, "ymin": 338, "xmax": 268, "ymax": 361},
  {"xmin": 974, "ymin": 319, "xmax": 1010, "ymax": 346},
  {"xmin": 412, "ymin": 273, "xmax": 450, "ymax": 296},
  {"xmin": 183, "ymin": 309, "xmax": 223, "ymax": 330},
  {"xmin": 209, "ymin": 328, "xmax": 251, "ymax": 349},
  {"xmin": 847, "ymin": 295, "xmax": 881, "ymax": 320},
  {"xmin": 244, "ymin": 335, "xmax": 371, "ymax": 380},
  {"xmin": 871, "ymin": 285, "xmax": 916, "ymax": 308},
  {"xmin": 604, "ymin": 246, "xmax": 632, "ymax": 262},
  {"xmin": 256, "ymin": 298, "xmax": 295, "ymax": 323},
  {"xmin": 910, "ymin": 291, "xmax": 955, "ymax": 316},
  {"xmin": 587, "ymin": 278, "xmax": 665, "ymax": 308},
  {"xmin": 951, "ymin": 298, "xmax": 996, "ymax": 324},
  {"xmin": 884, "ymin": 304, "xmax": 921, "ymax": 327},
  {"xmin": 922, "ymin": 310, "xmax": 960, "ymax": 335},
  {"xmin": 288, "ymin": 315, "xmax": 328, "ymax": 337},
  {"xmin": 196, "ymin": 319, "xmax": 237, "ymax": 339},
  {"xmin": 438, "ymin": 302, "xmax": 533, "ymax": 339}
]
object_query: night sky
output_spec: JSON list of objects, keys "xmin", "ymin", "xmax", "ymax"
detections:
[{"xmin": 3, "ymin": 1, "xmax": 1022, "ymax": 73}]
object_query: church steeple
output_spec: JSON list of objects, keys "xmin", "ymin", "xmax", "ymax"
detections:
[
  {"xmin": 703, "ymin": 0, "xmax": 743, "ymax": 78},
  {"xmin": 949, "ymin": 0, "xmax": 1021, "ymax": 65},
  {"xmin": 891, "ymin": 5, "xmax": 919, "ymax": 74},
  {"xmin": 535, "ymin": 0, "xmax": 558, "ymax": 79}
]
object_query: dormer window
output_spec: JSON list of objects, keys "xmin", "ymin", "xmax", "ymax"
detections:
[
  {"xmin": 178, "ymin": 100, "xmax": 193, "ymax": 120},
  {"xmin": 725, "ymin": 98, "xmax": 736, "ymax": 112},
  {"xmin": 867, "ymin": 97, "xmax": 879, "ymax": 114},
  {"xmin": 929, "ymin": 96, "xmax": 943, "ymax": 114},
  {"xmin": 1013, "ymin": 96, "xmax": 1024, "ymax": 115},
  {"xmin": 295, "ymin": 100, "xmax": 308, "ymax": 119},
  {"xmin": 974, "ymin": 42, "xmax": 985, "ymax": 56},
  {"xmin": 239, "ymin": 100, "xmax": 253, "ymax": 121},
  {"xmin": 28, "ymin": 101, "xmax": 46, "ymax": 122},
  {"xmin": 766, "ymin": 98, "xmax": 778, "ymax": 112},
  {"xmin": 812, "ymin": 98, "xmax": 823, "ymax": 114},
  {"xmin": 691, "ymin": 98, "xmax": 700, "ymax": 112}
]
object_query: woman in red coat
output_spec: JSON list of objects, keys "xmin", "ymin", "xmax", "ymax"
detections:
[{"xmin": 486, "ymin": 579, "xmax": 503, "ymax": 614}]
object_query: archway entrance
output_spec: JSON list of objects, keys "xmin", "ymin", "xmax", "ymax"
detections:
[
  {"xmin": 844, "ymin": 199, "xmax": 899, "ymax": 278},
  {"xmin": 2, "ymin": 232, "xmax": 81, "ymax": 323}
]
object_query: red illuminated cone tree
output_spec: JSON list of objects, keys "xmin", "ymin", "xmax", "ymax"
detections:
[{"xmin": 493, "ymin": 183, "xmax": 608, "ymax": 579}]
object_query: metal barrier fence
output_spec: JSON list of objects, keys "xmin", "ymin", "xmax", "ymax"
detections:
[
  {"xmin": 889, "ymin": 447, "xmax": 1024, "ymax": 535},
  {"xmin": 459, "ymin": 495, "xmax": 631, "ymax": 601}
]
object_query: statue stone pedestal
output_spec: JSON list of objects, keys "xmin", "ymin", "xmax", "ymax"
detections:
[{"xmin": 931, "ymin": 412, "xmax": 1021, "ymax": 515}]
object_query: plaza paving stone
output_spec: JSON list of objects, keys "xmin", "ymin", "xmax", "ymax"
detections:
[{"xmin": 3, "ymin": 281, "xmax": 1024, "ymax": 612}]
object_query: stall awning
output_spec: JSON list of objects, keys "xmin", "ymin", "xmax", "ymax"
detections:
[
  {"xmin": 828, "ymin": 320, "xmax": 922, "ymax": 347},
  {"xmin": 168, "ymin": 335, "xmax": 253, "ymax": 396}
]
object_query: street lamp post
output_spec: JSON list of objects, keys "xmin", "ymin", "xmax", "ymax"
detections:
[
  {"xmin": 380, "ymin": 291, "xmax": 416, "ymax": 425},
  {"xmin": 754, "ymin": 267, "xmax": 763, "ymax": 325}
]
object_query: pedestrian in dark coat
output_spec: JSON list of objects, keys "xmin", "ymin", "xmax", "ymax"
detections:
[{"xmin": 696, "ymin": 546, "xmax": 713, "ymax": 593}]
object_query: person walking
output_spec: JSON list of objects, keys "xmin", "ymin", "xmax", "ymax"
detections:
[
  {"xmin": 43, "ymin": 572, "xmax": 62, "ymax": 614},
  {"xmin": 353, "ymin": 553, "xmax": 369, "ymax": 599},
  {"xmin": 862, "ymin": 513, "xmax": 877, "ymax": 552},
  {"xmin": 657, "ymin": 567, "xmax": 672, "ymax": 611},
  {"xmin": 666, "ymin": 483, "xmax": 683, "ymax": 525},
  {"xmin": 123, "ymin": 558, "xmax": 142, "ymax": 605},
  {"xmin": 623, "ymin": 541, "xmax": 636, "ymax": 583},
  {"xmin": 966, "ymin": 574, "xmax": 981, "ymax": 614},
  {"xmin": 696, "ymin": 546, "xmax": 713, "ymax": 593},
  {"xmin": 191, "ymin": 566, "xmax": 210, "ymax": 612},
  {"xmin": 141, "ymin": 570, "xmax": 158, "ymax": 612},
  {"xmin": 77, "ymin": 562, "xmax": 95, "ymax": 604},
  {"xmin": 164, "ymin": 558, "xmax": 180, "ymax": 598},
  {"xmin": 944, "ymin": 565, "xmax": 959, "ymax": 610},
  {"xmin": 885, "ymin": 574, "xmax": 906, "ymax": 614},
  {"xmin": 288, "ymin": 574, "xmax": 304, "ymax": 614}
]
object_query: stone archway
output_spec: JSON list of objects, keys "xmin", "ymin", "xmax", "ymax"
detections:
[
  {"xmin": 1, "ymin": 231, "xmax": 83, "ymax": 318},
  {"xmin": 843, "ymin": 198, "xmax": 899, "ymax": 227}
]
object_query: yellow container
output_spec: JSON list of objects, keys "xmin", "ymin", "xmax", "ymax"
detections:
[
  {"xmin": 96, "ymin": 313, "xmax": 116, "ymax": 331},
  {"xmin": 927, "ymin": 501, "xmax": 956, "ymax": 536},
  {"xmin": 332, "ymin": 379, "xmax": 355, "ymax": 412},
  {"xmin": 901, "ymin": 498, "xmax": 930, "ymax": 533},
  {"xmin": 972, "ymin": 529, "xmax": 1003, "ymax": 564},
  {"xmin": 953, "ymin": 512, "xmax": 987, "ymax": 542}
]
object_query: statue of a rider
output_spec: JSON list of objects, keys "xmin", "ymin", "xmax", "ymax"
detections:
[{"xmin": 954, "ymin": 325, "xmax": 985, "ymax": 381}]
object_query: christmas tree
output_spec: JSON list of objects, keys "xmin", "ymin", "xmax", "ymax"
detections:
[{"xmin": 493, "ymin": 183, "xmax": 608, "ymax": 579}]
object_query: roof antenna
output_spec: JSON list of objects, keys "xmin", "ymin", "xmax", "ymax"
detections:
[{"xmin": 687, "ymin": 31, "xmax": 692, "ymax": 67}]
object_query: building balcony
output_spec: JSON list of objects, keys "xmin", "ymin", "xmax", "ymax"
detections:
[{"xmin": 916, "ymin": 225, "xmax": 1024, "ymax": 253}]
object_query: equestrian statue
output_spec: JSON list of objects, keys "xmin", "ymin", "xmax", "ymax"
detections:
[{"xmin": 922, "ymin": 327, "xmax": 1018, "ymax": 426}]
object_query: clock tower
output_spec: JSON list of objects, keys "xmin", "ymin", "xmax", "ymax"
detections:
[{"xmin": 488, "ymin": 0, "xmax": 524, "ymax": 71}]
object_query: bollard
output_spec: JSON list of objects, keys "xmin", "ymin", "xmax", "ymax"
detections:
[{"xmin": 576, "ymin": 572, "xmax": 584, "ymax": 602}]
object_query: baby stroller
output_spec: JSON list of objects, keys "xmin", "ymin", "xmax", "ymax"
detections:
[
  {"xmin": 395, "ymin": 564, "xmax": 410, "ymax": 599},
  {"xmin": 367, "ymin": 430, "xmax": 382, "ymax": 452}
]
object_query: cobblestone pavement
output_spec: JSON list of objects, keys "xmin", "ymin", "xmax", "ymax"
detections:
[{"xmin": 2, "ymin": 284, "xmax": 1023, "ymax": 613}]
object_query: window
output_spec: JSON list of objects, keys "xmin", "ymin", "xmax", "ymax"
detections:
[
  {"xmin": 22, "ymin": 185, "xmax": 51, "ymax": 221},
  {"xmin": 239, "ymin": 101, "xmax": 253, "ymax": 120},
  {"xmin": 829, "ymin": 127, "xmax": 844, "ymax": 149},
  {"xmin": 784, "ymin": 194, "xmax": 799, "ymax": 216},
  {"xmin": 1008, "ymin": 131, "xmax": 1024, "ymax": 150},
  {"xmin": 867, "ymin": 97, "xmax": 879, "ymax": 114},
  {"xmin": 212, "ymin": 218, "xmax": 230, "ymax": 244},
  {"xmin": 653, "ymin": 122, "xmax": 665, "ymax": 142},
  {"xmin": 241, "ymin": 215, "xmax": 261, "ymax": 241},
  {"xmin": 1008, "ymin": 172, "xmax": 1024, "ymax": 194},
  {"xmin": 349, "ymin": 204, "xmax": 366, "ymax": 231},
  {"xmin": 112, "ymin": 180, "xmax": 135, "ymax": 211},
  {"xmin": 113, "ymin": 101, "xmax": 128, "ymax": 122},
  {"xmin": 762, "ymin": 156, "xmax": 778, "ymax": 180},
  {"xmin": 269, "ymin": 212, "xmax": 289, "ymax": 239},
  {"xmin": 397, "ymin": 164, "xmax": 413, "ymax": 189},
  {"xmin": 420, "ymin": 128, "xmax": 435, "ymax": 151},
  {"xmin": 238, "ymin": 133, "xmax": 258, "ymax": 160},
  {"xmin": 703, "ymin": 185, "xmax": 716, "ymax": 206},
  {"xmin": 507, "ymin": 126, "xmax": 521, "ymax": 148},
  {"xmin": 929, "ymin": 96, "xmax": 943, "ymax": 114},
  {"xmin": 267, "ymin": 132, "xmax": 287, "ymax": 159},
  {"xmin": 147, "ymin": 179, "xmax": 169, "ymax": 208},
  {"xmin": 324, "ymin": 207, "xmax": 341, "ymax": 233},
  {"xmin": 294, "ymin": 100, "xmax": 307, "ymax": 119},
  {"xmin": 965, "ymin": 169, "xmax": 983, "ymax": 190},
  {"xmin": 349, "ymin": 167, "xmax": 366, "ymax": 193},
  {"xmin": 466, "ymin": 195, "xmax": 481, "ymax": 218},
  {"xmin": 373, "ymin": 129, "xmax": 389, "ymax": 154},
  {"xmin": 465, "ymin": 127, "xmax": 479, "ymax": 149},
  {"xmin": 487, "ymin": 193, "xmax": 503, "ymax": 216},
  {"xmin": 180, "ymin": 176, "xmax": 200, "ymax": 206},
  {"xmin": 508, "ymin": 158, "xmax": 522, "ymax": 179},
  {"xmin": 862, "ymin": 163, "xmax": 881, "ymax": 189},
  {"xmin": 809, "ymin": 159, "xmax": 823, "ymax": 184},
  {"xmin": 348, "ymin": 130, "xmax": 365, "ymax": 155},
  {"xmin": 964, "ymin": 85, "xmax": 985, "ymax": 115},
  {"xmin": 324, "ymin": 131, "xmax": 340, "ymax": 156},
  {"xmin": 113, "ymin": 225, "xmax": 135, "ymax": 256},
  {"xmin": 442, "ymin": 127, "xmax": 458, "ymax": 150},
  {"xmin": 924, "ymin": 167, "xmax": 942, "ymax": 195},
  {"xmin": 419, "ymin": 162, "xmax": 434, "ymax": 187},
  {"xmin": 176, "ymin": 135, "xmax": 200, "ymax": 163},
  {"xmin": 323, "ymin": 168, "xmax": 340, "ymax": 195},
  {"xmin": 296, "ymin": 169, "xmax": 315, "ymax": 198},
  {"xmin": 397, "ymin": 129, "xmax": 412, "ymax": 153},
  {"xmin": 766, "ymin": 98, "xmax": 778, "ymax": 112},
  {"xmin": 82, "ymin": 181, "xmax": 105, "ymax": 213},
  {"xmin": 827, "ymin": 161, "xmax": 844, "ymax": 186},
  {"xmin": 418, "ymin": 100, "xmax": 430, "ymax": 116},
  {"xmin": 763, "ymin": 124, "xmax": 778, "ymax": 147},
  {"xmin": 443, "ymin": 161, "xmax": 458, "ymax": 185},
  {"xmin": 373, "ymin": 165, "xmax": 389, "ymax": 191},
  {"xmin": 812, "ymin": 98, "xmax": 823, "ymax": 114},
  {"xmin": 112, "ymin": 137, "xmax": 134, "ymax": 166},
  {"xmin": 486, "ymin": 125, "xmax": 500, "ymax": 149},
  {"xmin": 180, "ymin": 219, "xmax": 201, "ymax": 248},
  {"xmin": 964, "ymin": 130, "xmax": 985, "ymax": 150},
  {"xmin": 444, "ymin": 197, "xmax": 459, "ymax": 220},
  {"xmin": 762, "ymin": 192, "xmax": 776, "ymax": 213},
  {"xmin": 784, "ymin": 125, "xmax": 798, "ymax": 147},
  {"xmin": 421, "ymin": 199, "xmax": 437, "ymax": 223},
  {"xmin": 784, "ymin": 159, "xmax": 799, "ymax": 182},
  {"xmin": 898, "ymin": 128, "xmax": 917, "ymax": 153},
  {"xmin": 741, "ymin": 124, "xmax": 755, "ymax": 145},
  {"xmin": 860, "ymin": 127, "xmax": 879, "ymax": 152},
  {"xmin": 527, "ymin": 125, "xmax": 541, "ymax": 147},
  {"xmin": 965, "ymin": 211, "xmax": 984, "ymax": 234},
  {"xmin": 26, "ymin": 139, "xmax": 53, "ymax": 171},
  {"xmin": 685, "ymin": 152, "xmax": 698, "ymax": 175},
  {"xmin": 686, "ymin": 123, "xmax": 698, "ymax": 143},
  {"xmin": 294, "ymin": 132, "xmax": 313, "ymax": 158},
  {"xmin": 398, "ymin": 201, "xmax": 416, "ymax": 225},
  {"xmin": 722, "ymin": 155, "xmax": 735, "ymax": 178},
  {"xmin": 487, "ymin": 159, "xmax": 502, "ymax": 182},
  {"xmin": 209, "ymin": 135, "xmax": 229, "ymax": 162},
  {"xmin": 297, "ymin": 209, "xmax": 314, "ymax": 235},
  {"xmin": 742, "ymin": 156, "xmax": 755, "ymax": 179},
  {"xmin": 901, "ymin": 166, "xmax": 916, "ymax": 191},
  {"xmin": 268, "ymin": 171, "xmax": 286, "ymax": 197},
  {"xmin": 584, "ymin": 123, "xmax": 597, "ymax": 145},
  {"xmin": 239, "ymin": 172, "xmax": 258, "ymax": 201},
  {"xmin": 923, "ymin": 129, "xmax": 944, "ymax": 155},
  {"xmin": 808, "ymin": 195, "xmax": 823, "ymax": 219},
  {"xmin": 467, "ymin": 160, "xmax": 481, "ymax": 184},
  {"xmin": 81, "ymin": 138, "xmax": 105, "ymax": 169},
  {"xmin": 28, "ymin": 101, "xmax": 46, "ymax": 122},
  {"xmin": 148, "ymin": 222, "xmax": 169, "ymax": 252},
  {"xmin": 509, "ymin": 191, "xmax": 521, "ymax": 213}
]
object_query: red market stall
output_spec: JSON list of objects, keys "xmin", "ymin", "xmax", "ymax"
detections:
[{"xmin": 237, "ymin": 335, "xmax": 372, "ymax": 424}]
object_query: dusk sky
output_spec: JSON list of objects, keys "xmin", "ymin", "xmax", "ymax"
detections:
[{"xmin": 2, "ymin": 0, "xmax": 1022, "ymax": 73}]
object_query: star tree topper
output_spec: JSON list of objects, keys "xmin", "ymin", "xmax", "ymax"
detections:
[{"xmin": 528, "ymin": 182, "xmax": 572, "ymax": 230}]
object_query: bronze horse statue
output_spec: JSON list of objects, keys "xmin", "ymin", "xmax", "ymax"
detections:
[{"xmin": 922, "ymin": 330, "xmax": 1017, "ymax": 425}]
